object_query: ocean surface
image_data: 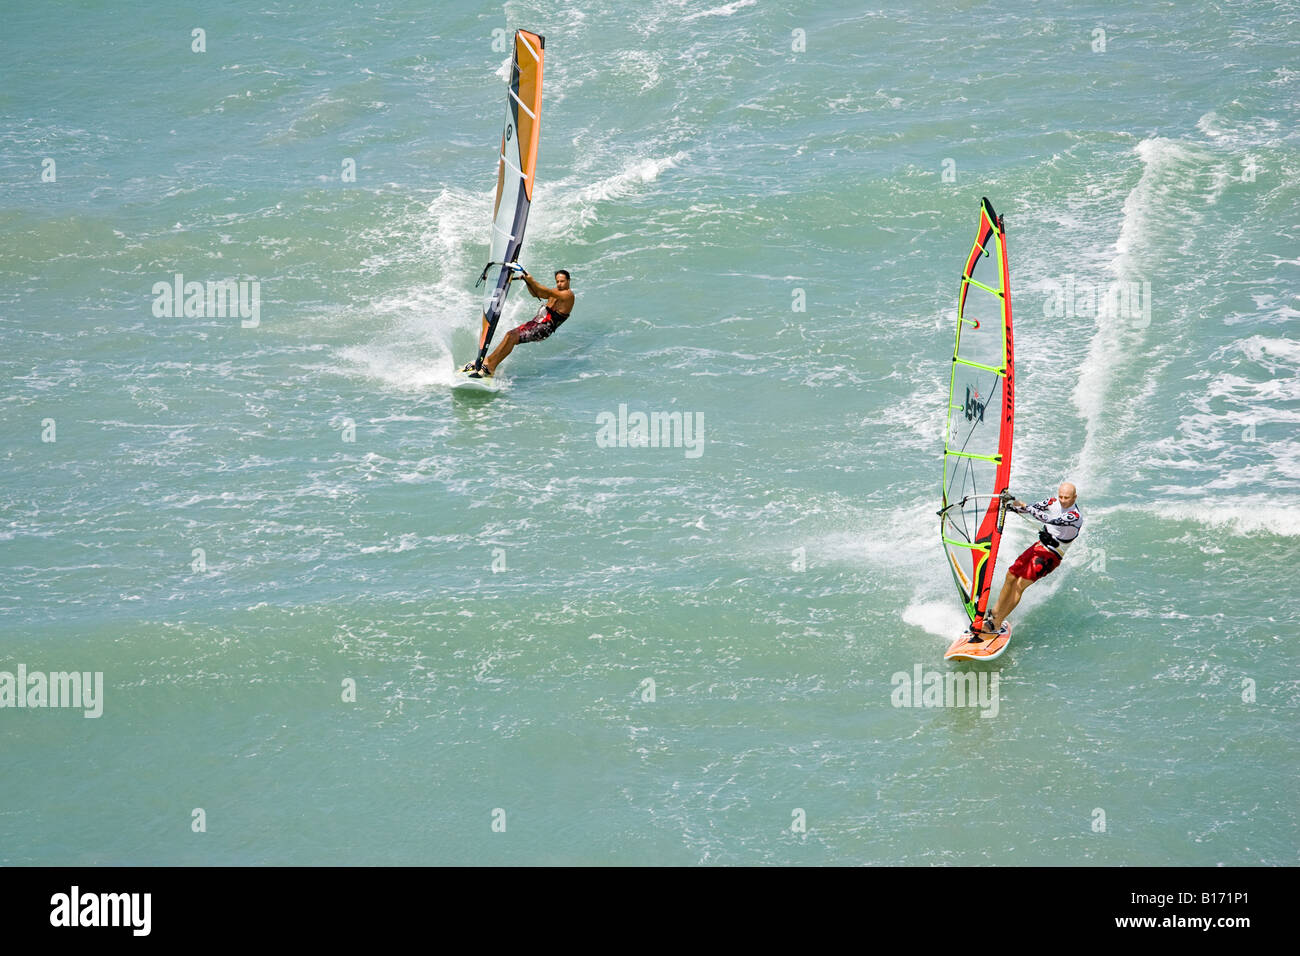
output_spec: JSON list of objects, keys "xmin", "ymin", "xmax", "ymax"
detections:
[{"xmin": 1, "ymin": 0, "xmax": 1297, "ymax": 865}]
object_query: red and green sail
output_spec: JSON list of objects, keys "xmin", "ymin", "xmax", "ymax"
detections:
[{"xmin": 940, "ymin": 198, "xmax": 1015, "ymax": 623}]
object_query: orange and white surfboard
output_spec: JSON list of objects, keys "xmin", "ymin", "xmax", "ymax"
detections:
[{"xmin": 944, "ymin": 621, "xmax": 1014, "ymax": 662}]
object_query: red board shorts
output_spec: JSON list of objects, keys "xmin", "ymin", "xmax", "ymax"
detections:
[
  {"xmin": 514, "ymin": 308, "xmax": 568, "ymax": 344},
  {"xmin": 1008, "ymin": 542, "xmax": 1062, "ymax": 582}
]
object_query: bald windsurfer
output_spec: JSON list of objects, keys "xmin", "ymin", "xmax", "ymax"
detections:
[{"xmin": 970, "ymin": 481, "xmax": 1083, "ymax": 638}]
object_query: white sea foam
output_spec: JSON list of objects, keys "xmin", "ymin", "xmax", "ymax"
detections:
[
  {"xmin": 615, "ymin": 49, "xmax": 663, "ymax": 93},
  {"xmin": 337, "ymin": 282, "xmax": 467, "ymax": 391},
  {"xmin": 1121, "ymin": 499, "xmax": 1300, "ymax": 538},
  {"xmin": 1143, "ymin": 335, "xmax": 1300, "ymax": 490},
  {"xmin": 529, "ymin": 152, "xmax": 687, "ymax": 241},
  {"xmin": 901, "ymin": 600, "xmax": 967, "ymax": 639},
  {"xmin": 338, "ymin": 179, "xmax": 542, "ymax": 390},
  {"xmin": 1231, "ymin": 335, "xmax": 1300, "ymax": 372},
  {"xmin": 1071, "ymin": 137, "xmax": 1210, "ymax": 492},
  {"xmin": 1194, "ymin": 110, "xmax": 1284, "ymax": 149},
  {"xmin": 894, "ymin": 383, "xmax": 947, "ymax": 451},
  {"xmin": 682, "ymin": 0, "xmax": 757, "ymax": 22}
]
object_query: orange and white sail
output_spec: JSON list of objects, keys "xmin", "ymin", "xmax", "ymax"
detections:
[{"xmin": 473, "ymin": 29, "xmax": 545, "ymax": 368}]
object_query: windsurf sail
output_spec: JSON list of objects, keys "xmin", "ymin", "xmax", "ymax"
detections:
[
  {"xmin": 470, "ymin": 29, "xmax": 545, "ymax": 371},
  {"xmin": 940, "ymin": 198, "xmax": 1015, "ymax": 624}
]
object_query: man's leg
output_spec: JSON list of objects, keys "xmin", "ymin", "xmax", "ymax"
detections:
[
  {"xmin": 988, "ymin": 571, "xmax": 1031, "ymax": 630},
  {"xmin": 485, "ymin": 329, "xmax": 520, "ymax": 373}
]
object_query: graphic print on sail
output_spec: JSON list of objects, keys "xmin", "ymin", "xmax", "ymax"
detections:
[
  {"xmin": 940, "ymin": 198, "xmax": 1015, "ymax": 628},
  {"xmin": 468, "ymin": 29, "xmax": 545, "ymax": 374}
]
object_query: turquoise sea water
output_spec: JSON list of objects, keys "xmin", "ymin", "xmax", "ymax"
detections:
[{"xmin": 2, "ymin": 1, "xmax": 1297, "ymax": 865}]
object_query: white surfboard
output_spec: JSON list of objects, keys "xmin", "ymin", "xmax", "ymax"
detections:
[{"xmin": 451, "ymin": 370, "xmax": 501, "ymax": 393}]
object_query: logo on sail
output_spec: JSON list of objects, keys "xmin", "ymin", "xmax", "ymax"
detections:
[{"xmin": 965, "ymin": 385, "xmax": 987, "ymax": 423}]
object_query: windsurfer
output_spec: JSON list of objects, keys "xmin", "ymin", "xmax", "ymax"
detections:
[
  {"xmin": 970, "ymin": 481, "xmax": 1083, "ymax": 638},
  {"xmin": 464, "ymin": 268, "xmax": 574, "ymax": 377}
]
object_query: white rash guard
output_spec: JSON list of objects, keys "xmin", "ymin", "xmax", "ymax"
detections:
[{"xmin": 1016, "ymin": 496, "xmax": 1083, "ymax": 558}]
